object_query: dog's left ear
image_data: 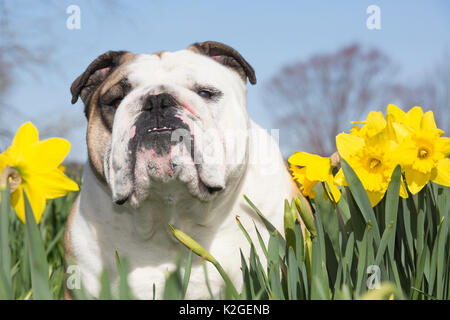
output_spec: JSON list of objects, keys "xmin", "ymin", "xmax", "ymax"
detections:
[
  {"xmin": 70, "ymin": 50, "xmax": 130, "ymax": 106},
  {"xmin": 188, "ymin": 41, "xmax": 256, "ymax": 85}
]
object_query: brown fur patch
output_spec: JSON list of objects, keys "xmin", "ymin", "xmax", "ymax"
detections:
[
  {"xmin": 187, "ymin": 41, "xmax": 256, "ymax": 85},
  {"xmin": 64, "ymin": 52, "xmax": 137, "ymax": 299},
  {"xmin": 84, "ymin": 53, "xmax": 137, "ymax": 182},
  {"xmin": 153, "ymin": 50, "xmax": 166, "ymax": 58}
]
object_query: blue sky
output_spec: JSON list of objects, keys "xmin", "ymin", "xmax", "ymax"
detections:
[{"xmin": 3, "ymin": 0, "xmax": 450, "ymax": 162}]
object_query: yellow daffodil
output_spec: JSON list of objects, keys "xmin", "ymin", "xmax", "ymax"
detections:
[
  {"xmin": 336, "ymin": 105, "xmax": 419, "ymax": 206},
  {"xmin": 336, "ymin": 131, "xmax": 399, "ymax": 206},
  {"xmin": 289, "ymin": 151, "xmax": 341, "ymax": 202},
  {"xmin": 350, "ymin": 111, "xmax": 387, "ymax": 139},
  {"xmin": 290, "ymin": 164, "xmax": 317, "ymax": 199},
  {"xmin": 0, "ymin": 122, "xmax": 79, "ymax": 223},
  {"xmin": 387, "ymin": 105, "xmax": 450, "ymax": 194},
  {"xmin": 290, "ymin": 104, "xmax": 446, "ymax": 208},
  {"xmin": 387, "ymin": 104, "xmax": 445, "ymax": 136}
]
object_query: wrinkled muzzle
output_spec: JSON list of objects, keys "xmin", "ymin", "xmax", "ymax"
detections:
[{"xmin": 104, "ymin": 90, "xmax": 227, "ymax": 207}]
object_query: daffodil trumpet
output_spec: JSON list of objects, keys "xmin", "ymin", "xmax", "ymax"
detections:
[{"xmin": 288, "ymin": 151, "xmax": 341, "ymax": 203}]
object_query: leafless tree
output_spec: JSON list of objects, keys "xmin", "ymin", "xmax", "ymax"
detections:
[
  {"xmin": 0, "ymin": 0, "xmax": 51, "ymax": 142},
  {"xmin": 389, "ymin": 52, "xmax": 450, "ymax": 134},
  {"xmin": 0, "ymin": 0, "xmax": 123, "ymax": 151},
  {"xmin": 262, "ymin": 44, "xmax": 398, "ymax": 156}
]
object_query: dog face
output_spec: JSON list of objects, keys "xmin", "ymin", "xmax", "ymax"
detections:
[{"xmin": 71, "ymin": 42, "xmax": 256, "ymax": 207}]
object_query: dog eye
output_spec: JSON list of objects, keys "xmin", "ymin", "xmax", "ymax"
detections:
[
  {"xmin": 102, "ymin": 96, "xmax": 122, "ymax": 109},
  {"xmin": 111, "ymin": 98, "xmax": 122, "ymax": 108},
  {"xmin": 197, "ymin": 90, "xmax": 214, "ymax": 99}
]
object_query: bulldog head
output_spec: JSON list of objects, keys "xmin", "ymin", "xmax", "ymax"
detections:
[{"xmin": 71, "ymin": 41, "xmax": 256, "ymax": 207}]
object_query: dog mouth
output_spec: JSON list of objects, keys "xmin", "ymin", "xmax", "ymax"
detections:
[
  {"xmin": 113, "ymin": 181, "xmax": 223, "ymax": 206},
  {"xmin": 112, "ymin": 126, "xmax": 224, "ymax": 206},
  {"xmin": 113, "ymin": 179, "xmax": 223, "ymax": 206}
]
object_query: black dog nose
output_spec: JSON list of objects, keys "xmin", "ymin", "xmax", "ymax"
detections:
[{"xmin": 143, "ymin": 93, "xmax": 177, "ymax": 112}]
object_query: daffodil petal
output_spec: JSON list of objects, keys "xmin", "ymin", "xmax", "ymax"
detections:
[
  {"xmin": 405, "ymin": 167, "xmax": 430, "ymax": 194},
  {"xmin": 399, "ymin": 176, "xmax": 409, "ymax": 198},
  {"xmin": 31, "ymin": 170, "xmax": 79, "ymax": 198},
  {"xmin": 432, "ymin": 158, "xmax": 450, "ymax": 187},
  {"xmin": 405, "ymin": 106, "xmax": 423, "ymax": 130},
  {"xmin": 421, "ymin": 111, "xmax": 438, "ymax": 132},
  {"xmin": 325, "ymin": 176, "xmax": 341, "ymax": 203},
  {"xmin": 334, "ymin": 168, "xmax": 347, "ymax": 186},
  {"xmin": 350, "ymin": 125, "xmax": 363, "ymax": 137},
  {"xmin": 289, "ymin": 164, "xmax": 302, "ymax": 178},
  {"xmin": 367, "ymin": 190, "xmax": 385, "ymax": 207},
  {"xmin": 11, "ymin": 186, "xmax": 25, "ymax": 223},
  {"xmin": 301, "ymin": 180, "xmax": 317, "ymax": 198},
  {"xmin": 365, "ymin": 111, "xmax": 386, "ymax": 137},
  {"xmin": 391, "ymin": 122, "xmax": 413, "ymax": 142},
  {"xmin": 288, "ymin": 151, "xmax": 312, "ymax": 166},
  {"xmin": 441, "ymin": 137, "xmax": 450, "ymax": 156},
  {"xmin": 290, "ymin": 165, "xmax": 317, "ymax": 198},
  {"xmin": 386, "ymin": 104, "xmax": 406, "ymax": 123},
  {"xmin": 26, "ymin": 138, "xmax": 71, "ymax": 172},
  {"xmin": 288, "ymin": 151, "xmax": 321, "ymax": 166},
  {"xmin": 0, "ymin": 154, "xmax": 7, "ymax": 172},
  {"xmin": 306, "ymin": 158, "xmax": 332, "ymax": 181},
  {"xmin": 9, "ymin": 122, "xmax": 39, "ymax": 159},
  {"xmin": 336, "ymin": 133, "xmax": 364, "ymax": 160},
  {"xmin": 288, "ymin": 151, "xmax": 331, "ymax": 181},
  {"xmin": 350, "ymin": 121, "xmax": 366, "ymax": 125},
  {"xmin": 23, "ymin": 182, "xmax": 47, "ymax": 224},
  {"xmin": 384, "ymin": 114, "xmax": 400, "ymax": 142}
]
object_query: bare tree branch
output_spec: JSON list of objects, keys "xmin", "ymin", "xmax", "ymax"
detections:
[{"xmin": 262, "ymin": 44, "xmax": 397, "ymax": 156}]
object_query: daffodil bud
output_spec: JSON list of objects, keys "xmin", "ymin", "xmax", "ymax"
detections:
[
  {"xmin": 295, "ymin": 194, "xmax": 317, "ymax": 238},
  {"xmin": 330, "ymin": 151, "xmax": 340, "ymax": 168},
  {"xmin": 169, "ymin": 225, "xmax": 217, "ymax": 264},
  {"xmin": 0, "ymin": 165, "xmax": 21, "ymax": 193}
]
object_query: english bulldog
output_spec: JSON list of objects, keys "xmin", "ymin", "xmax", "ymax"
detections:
[{"xmin": 64, "ymin": 41, "xmax": 298, "ymax": 299}]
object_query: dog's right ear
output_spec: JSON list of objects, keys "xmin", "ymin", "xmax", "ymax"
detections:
[
  {"xmin": 188, "ymin": 41, "xmax": 256, "ymax": 85},
  {"xmin": 70, "ymin": 50, "xmax": 129, "ymax": 105}
]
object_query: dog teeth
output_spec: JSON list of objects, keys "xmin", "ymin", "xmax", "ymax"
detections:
[{"xmin": 147, "ymin": 127, "xmax": 172, "ymax": 132}]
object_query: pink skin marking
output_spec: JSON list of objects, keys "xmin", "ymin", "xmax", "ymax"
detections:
[
  {"xmin": 99, "ymin": 67, "xmax": 111, "ymax": 77},
  {"xmin": 129, "ymin": 125, "xmax": 136, "ymax": 139},
  {"xmin": 144, "ymin": 149, "xmax": 174, "ymax": 176},
  {"xmin": 134, "ymin": 152, "xmax": 147, "ymax": 177},
  {"xmin": 180, "ymin": 102, "xmax": 199, "ymax": 118}
]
